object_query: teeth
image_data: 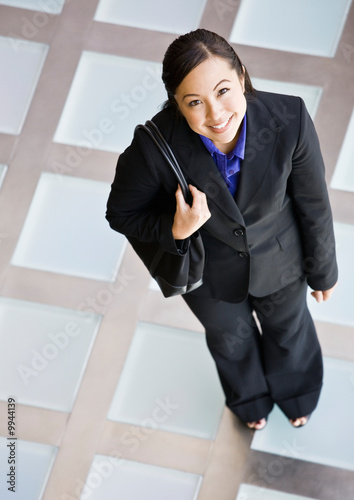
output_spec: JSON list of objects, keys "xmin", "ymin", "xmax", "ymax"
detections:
[{"xmin": 211, "ymin": 117, "xmax": 230, "ymax": 129}]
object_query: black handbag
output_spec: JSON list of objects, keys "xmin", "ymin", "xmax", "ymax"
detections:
[{"xmin": 130, "ymin": 120, "xmax": 205, "ymax": 298}]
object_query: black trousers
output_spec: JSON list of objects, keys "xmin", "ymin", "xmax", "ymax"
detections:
[{"xmin": 183, "ymin": 278, "xmax": 323, "ymax": 422}]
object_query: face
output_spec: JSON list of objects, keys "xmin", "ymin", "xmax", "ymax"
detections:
[{"xmin": 174, "ymin": 56, "xmax": 246, "ymax": 154}]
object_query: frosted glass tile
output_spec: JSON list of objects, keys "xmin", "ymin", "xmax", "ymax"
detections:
[
  {"xmin": 108, "ymin": 322, "xmax": 224, "ymax": 439},
  {"xmin": 81, "ymin": 457, "xmax": 202, "ymax": 500},
  {"xmin": 0, "ymin": 164, "xmax": 8, "ymax": 189},
  {"xmin": 0, "ymin": 297, "xmax": 101, "ymax": 411},
  {"xmin": 94, "ymin": 0, "xmax": 207, "ymax": 35},
  {"xmin": 251, "ymin": 357, "xmax": 354, "ymax": 471},
  {"xmin": 0, "ymin": 0, "xmax": 65, "ymax": 12},
  {"xmin": 230, "ymin": 0, "xmax": 352, "ymax": 57},
  {"xmin": 330, "ymin": 107, "xmax": 354, "ymax": 192},
  {"xmin": 54, "ymin": 52, "xmax": 166, "ymax": 153},
  {"xmin": 11, "ymin": 173, "xmax": 126, "ymax": 281},
  {"xmin": 0, "ymin": 439, "xmax": 57, "ymax": 500},
  {"xmin": 307, "ymin": 222, "xmax": 354, "ymax": 327},
  {"xmin": 236, "ymin": 484, "xmax": 316, "ymax": 500},
  {"xmin": 0, "ymin": 36, "xmax": 48, "ymax": 134},
  {"xmin": 252, "ymin": 78, "xmax": 322, "ymax": 118}
]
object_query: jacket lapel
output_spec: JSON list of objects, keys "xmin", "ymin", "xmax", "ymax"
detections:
[{"xmin": 235, "ymin": 94, "xmax": 280, "ymax": 212}]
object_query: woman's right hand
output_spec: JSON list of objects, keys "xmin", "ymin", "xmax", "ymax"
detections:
[{"xmin": 172, "ymin": 184, "xmax": 211, "ymax": 240}]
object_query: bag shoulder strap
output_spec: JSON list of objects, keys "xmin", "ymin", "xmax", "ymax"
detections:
[{"xmin": 135, "ymin": 120, "xmax": 192, "ymax": 205}]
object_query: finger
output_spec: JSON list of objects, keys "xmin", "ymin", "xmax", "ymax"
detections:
[
  {"xmin": 187, "ymin": 185, "xmax": 211, "ymax": 224},
  {"xmin": 188, "ymin": 184, "xmax": 200, "ymax": 204},
  {"xmin": 311, "ymin": 290, "xmax": 323, "ymax": 303},
  {"xmin": 311, "ymin": 284, "xmax": 337, "ymax": 303},
  {"xmin": 322, "ymin": 289, "xmax": 333, "ymax": 301},
  {"xmin": 175, "ymin": 184, "xmax": 187, "ymax": 209},
  {"xmin": 189, "ymin": 184, "xmax": 207, "ymax": 211}
]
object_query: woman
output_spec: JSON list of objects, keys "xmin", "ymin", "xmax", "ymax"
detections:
[{"xmin": 106, "ymin": 29, "xmax": 338, "ymax": 430}]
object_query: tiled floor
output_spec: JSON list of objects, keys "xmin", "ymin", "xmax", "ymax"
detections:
[
  {"xmin": 308, "ymin": 222, "xmax": 354, "ymax": 327},
  {"xmin": 235, "ymin": 484, "xmax": 317, "ymax": 500},
  {"xmin": 251, "ymin": 357, "xmax": 354, "ymax": 471},
  {"xmin": 11, "ymin": 173, "xmax": 126, "ymax": 281},
  {"xmin": 0, "ymin": 164, "xmax": 7, "ymax": 189},
  {"xmin": 107, "ymin": 322, "xmax": 224, "ymax": 440},
  {"xmin": 82, "ymin": 456, "xmax": 203, "ymax": 500},
  {"xmin": 0, "ymin": 0, "xmax": 65, "ymax": 13},
  {"xmin": 0, "ymin": 35, "xmax": 48, "ymax": 134},
  {"xmin": 0, "ymin": 0, "xmax": 354, "ymax": 499},
  {"xmin": 94, "ymin": 0, "xmax": 208, "ymax": 35},
  {"xmin": 252, "ymin": 78, "xmax": 322, "ymax": 118},
  {"xmin": 0, "ymin": 297, "xmax": 101, "ymax": 411},
  {"xmin": 229, "ymin": 0, "xmax": 352, "ymax": 57},
  {"xmin": 330, "ymin": 107, "xmax": 354, "ymax": 193},
  {"xmin": 53, "ymin": 52, "xmax": 166, "ymax": 153},
  {"xmin": 0, "ymin": 439, "xmax": 57, "ymax": 500}
]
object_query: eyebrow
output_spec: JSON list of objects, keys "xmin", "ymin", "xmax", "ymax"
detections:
[
  {"xmin": 182, "ymin": 79, "xmax": 231, "ymax": 100},
  {"xmin": 213, "ymin": 79, "xmax": 231, "ymax": 91}
]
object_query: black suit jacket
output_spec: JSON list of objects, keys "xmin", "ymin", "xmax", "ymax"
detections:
[{"xmin": 106, "ymin": 90, "xmax": 338, "ymax": 303}]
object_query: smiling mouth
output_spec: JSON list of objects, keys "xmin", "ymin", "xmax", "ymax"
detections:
[{"xmin": 209, "ymin": 115, "xmax": 233, "ymax": 131}]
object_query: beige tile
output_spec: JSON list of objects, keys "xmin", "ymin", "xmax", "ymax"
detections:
[
  {"xmin": 97, "ymin": 420, "xmax": 212, "ymax": 474},
  {"xmin": 0, "ymin": 402, "xmax": 67, "ymax": 446},
  {"xmin": 140, "ymin": 290, "xmax": 204, "ymax": 332},
  {"xmin": 197, "ymin": 408, "xmax": 253, "ymax": 500}
]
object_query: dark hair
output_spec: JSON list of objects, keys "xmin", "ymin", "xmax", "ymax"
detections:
[{"xmin": 162, "ymin": 28, "xmax": 254, "ymax": 111}]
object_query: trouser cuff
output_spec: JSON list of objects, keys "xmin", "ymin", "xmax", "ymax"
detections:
[
  {"xmin": 276, "ymin": 385, "xmax": 323, "ymax": 420},
  {"xmin": 227, "ymin": 395, "xmax": 274, "ymax": 422}
]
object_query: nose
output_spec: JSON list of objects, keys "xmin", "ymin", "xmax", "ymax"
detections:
[{"xmin": 206, "ymin": 99, "xmax": 223, "ymax": 122}]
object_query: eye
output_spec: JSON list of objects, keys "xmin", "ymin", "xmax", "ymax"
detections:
[
  {"xmin": 218, "ymin": 88, "xmax": 230, "ymax": 96},
  {"xmin": 188, "ymin": 99, "xmax": 202, "ymax": 107}
]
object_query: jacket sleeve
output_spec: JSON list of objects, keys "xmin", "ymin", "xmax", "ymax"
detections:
[
  {"xmin": 288, "ymin": 98, "xmax": 338, "ymax": 291},
  {"xmin": 106, "ymin": 132, "xmax": 183, "ymax": 256}
]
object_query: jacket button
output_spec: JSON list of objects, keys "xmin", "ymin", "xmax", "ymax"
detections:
[
  {"xmin": 238, "ymin": 252, "xmax": 248, "ymax": 258},
  {"xmin": 234, "ymin": 229, "xmax": 244, "ymax": 236}
]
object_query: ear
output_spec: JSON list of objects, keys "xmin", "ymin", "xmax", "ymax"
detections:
[
  {"xmin": 239, "ymin": 69, "xmax": 245, "ymax": 93},
  {"xmin": 240, "ymin": 65, "xmax": 246, "ymax": 93}
]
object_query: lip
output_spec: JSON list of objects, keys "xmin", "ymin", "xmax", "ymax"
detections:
[{"xmin": 208, "ymin": 115, "xmax": 233, "ymax": 134}]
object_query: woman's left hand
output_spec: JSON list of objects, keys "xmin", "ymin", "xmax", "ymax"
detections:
[{"xmin": 310, "ymin": 283, "xmax": 337, "ymax": 303}]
